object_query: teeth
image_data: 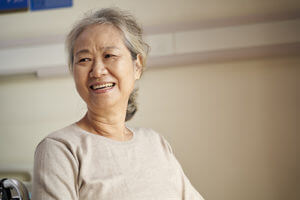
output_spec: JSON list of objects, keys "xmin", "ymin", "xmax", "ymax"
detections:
[{"xmin": 92, "ymin": 83, "xmax": 114, "ymax": 90}]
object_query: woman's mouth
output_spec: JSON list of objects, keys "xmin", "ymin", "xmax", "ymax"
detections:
[{"xmin": 90, "ymin": 82, "xmax": 116, "ymax": 91}]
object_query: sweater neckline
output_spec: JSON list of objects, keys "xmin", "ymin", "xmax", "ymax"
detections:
[{"xmin": 72, "ymin": 123, "xmax": 137, "ymax": 145}]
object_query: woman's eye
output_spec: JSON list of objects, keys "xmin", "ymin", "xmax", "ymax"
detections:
[
  {"xmin": 104, "ymin": 54, "xmax": 115, "ymax": 59},
  {"xmin": 78, "ymin": 58, "xmax": 91, "ymax": 63}
]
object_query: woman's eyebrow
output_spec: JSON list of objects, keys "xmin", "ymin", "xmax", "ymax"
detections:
[
  {"xmin": 74, "ymin": 49, "xmax": 90, "ymax": 57},
  {"xmin": 75, "ymin": 46, "xmax": 120, "ymax": 56},
  {"xmin": 101, "ymin": 46, "xmax": 120, "ymax": 51}
]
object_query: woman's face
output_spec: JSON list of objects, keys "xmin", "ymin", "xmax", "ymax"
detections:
[{"xmin": 73, "ymin": 24, "xmax": 142, "ymax": 111}]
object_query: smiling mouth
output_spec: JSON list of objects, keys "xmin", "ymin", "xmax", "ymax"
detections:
[{"xmin": 90, "ymin": 82, "xmax": 116, "ymax": 90}]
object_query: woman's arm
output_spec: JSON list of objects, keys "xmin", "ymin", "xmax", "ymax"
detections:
[
  {"xmin": 161, "ymin": 135, "xmax": 205, "ymax": 200},
  {"xmin": 32, "ymin": 138, "xmax": 79, "ymax": 200}
]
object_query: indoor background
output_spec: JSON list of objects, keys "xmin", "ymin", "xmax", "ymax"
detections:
[{"xmin": 0, "ymin": 0, "xmax": 299, "ymax": 200}]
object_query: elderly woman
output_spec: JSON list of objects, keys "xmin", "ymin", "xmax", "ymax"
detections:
[{"xmin": 32, "ymin": 8, "xmax": 204, "ymax": 200}]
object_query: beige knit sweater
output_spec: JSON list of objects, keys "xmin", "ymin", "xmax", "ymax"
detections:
[{"xmin": 32, "ymin": 124, "xmax": 205, "ymax": 200}]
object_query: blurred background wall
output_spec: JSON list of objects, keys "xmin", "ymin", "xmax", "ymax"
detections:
[{"xmin": 0, "ymin": 0, "xmax": 299, "ymax": 200}]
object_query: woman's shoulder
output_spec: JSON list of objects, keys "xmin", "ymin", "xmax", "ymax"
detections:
[
  {"xmin": 42, "ymin": 123, "xmax": 82, "ymax": 143},
  {"xmin": 129, "ymin": 126, "xmax": 161, "ymax": 140},
  {"xmin": 129, "ymin": 127, "xmax": 173, "ymax": 152},
  {"xmin": 35, "ymin": 124, "xmax": 83, "ymax": 153}
]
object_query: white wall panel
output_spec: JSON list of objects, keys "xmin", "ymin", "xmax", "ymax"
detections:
[{"xmin": 175, "ymin": 19, "xmax": 300, "ymax": 54}]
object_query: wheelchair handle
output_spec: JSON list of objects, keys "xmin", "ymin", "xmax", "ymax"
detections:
[{"xmin": 1, "ymin": 178, "xmax": 30, "ymax": 200}]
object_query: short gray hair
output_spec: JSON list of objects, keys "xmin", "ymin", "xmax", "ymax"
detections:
[{"xmin": 66, "ymin": 7, "xmax": 149, "ymax": 121}]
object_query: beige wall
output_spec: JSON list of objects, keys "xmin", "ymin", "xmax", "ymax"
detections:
[{"xmin": 0, "ymin": 55, "xmax": 299, "ymax": 200}]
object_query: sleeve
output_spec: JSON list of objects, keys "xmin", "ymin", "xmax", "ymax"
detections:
[
  {"xmin": 32, "ymin": 138, "xmax": 79, "ymax": 200},
  {"xmin": 161, "ymin": 136, "xmax": 205, "ymax": 200}
]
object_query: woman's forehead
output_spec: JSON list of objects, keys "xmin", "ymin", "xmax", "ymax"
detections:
[{"xmin": 74, "ymin": 24, "xmax": 125, "ymax": 52}]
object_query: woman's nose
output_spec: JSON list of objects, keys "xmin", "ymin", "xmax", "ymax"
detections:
[{"xmin": 89, "ymin": 59, "xmax": 108, "ymax": 77}]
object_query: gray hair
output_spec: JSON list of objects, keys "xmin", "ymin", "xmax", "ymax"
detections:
[{"xmin": 66, "ymin": 7, "xmax": 149, "ymax": 121}]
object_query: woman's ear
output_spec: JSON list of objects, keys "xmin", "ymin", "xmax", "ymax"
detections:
[{"xmin": 134, "ymin": 54, "xmax": 143, "ymax": 80}]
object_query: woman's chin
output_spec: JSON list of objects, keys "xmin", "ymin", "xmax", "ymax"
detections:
[{"xmin": 87, "ymin": 95, "xmax": 120, "ymax": 111}]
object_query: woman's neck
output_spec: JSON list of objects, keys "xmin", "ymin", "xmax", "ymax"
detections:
[{"xmin": 77, "ymin": 108, "xmax": 132, "ymax": 141}]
